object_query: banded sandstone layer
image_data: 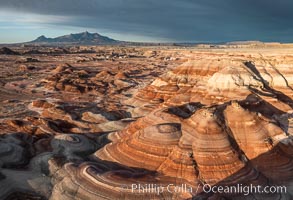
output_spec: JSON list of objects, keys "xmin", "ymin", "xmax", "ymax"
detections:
[{"xmin": 0, "ymin": 45, "xmax": 292, "ymax": 200}]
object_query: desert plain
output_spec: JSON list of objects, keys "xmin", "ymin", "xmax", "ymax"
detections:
[{"xmin": 0, "ymin": 44, "xmax": 292, "ymax": 200}]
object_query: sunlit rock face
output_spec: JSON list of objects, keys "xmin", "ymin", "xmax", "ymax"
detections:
[{"xmin": 0, "ymin": 47, "xmax": 293, "ymax": 199}]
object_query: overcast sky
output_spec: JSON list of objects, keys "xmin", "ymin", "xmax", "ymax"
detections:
[{"xmin": 0, "ymin": 0, "xmax": 293, "ymax": 43}]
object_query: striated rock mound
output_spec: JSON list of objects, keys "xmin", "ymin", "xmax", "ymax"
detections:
[
  {"xmin": 42, "ymin": 64, "xmax": 138, "ymax": 94},
  {"xmin": 89, "ymin": 53, "xmax": 293, "ymax": 199}
]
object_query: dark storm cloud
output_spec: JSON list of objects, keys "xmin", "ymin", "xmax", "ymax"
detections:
[{"xmin": 0, "ymin": 0, "xmax": 293, "ymax": 42}]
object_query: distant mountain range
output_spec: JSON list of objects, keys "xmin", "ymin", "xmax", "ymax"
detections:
[{"xmin": 28, "ymin": 31, "xmax": 119, "ymax": 45}]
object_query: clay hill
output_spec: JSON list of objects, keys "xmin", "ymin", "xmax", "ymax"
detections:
[
  {"xmin": 0, "ymin": 45, "xmax": 292, "ymax": 200},
  {"xmin": 28, "ymin": 31, "xmax": 119, "ymax": 45}
]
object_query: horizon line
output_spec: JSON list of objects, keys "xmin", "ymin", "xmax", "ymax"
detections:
[{"xmin": 0, "ymin": 31, "xmax": 291, "ymax": 45}]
